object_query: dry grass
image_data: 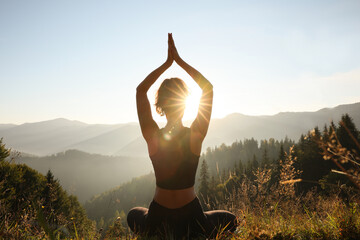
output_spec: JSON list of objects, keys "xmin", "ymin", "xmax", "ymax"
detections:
[
  {"xmin": 120, "ymin": 187, "xmax": 359, "ymax": 240},
  {"xmin": 316, "ymin": 123, "xmax": 360, "ymax": 191}
]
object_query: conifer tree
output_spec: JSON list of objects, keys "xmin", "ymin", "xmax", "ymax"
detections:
[
  {"xmin": 330, "ymin": 120, "xmax": 337, "ymax": 133},
  {"xmin": 262, "ymin": 148, "xmax": 270, "ymax": 168},
  {"xmin": 245, "ymin": 159, "xmax": 252, "ymax": 177},
  {"xmin": 209, "ymin": 175, "xmax": 217, "ymax": 192},
  {"xmin": 0, "ymin": 138, "xmax": 10, "ymax": 161},
  {"xmin": 238, "ymin": 159, "xmax": 244, "ymax": 175},
  {"xmin": 279, "ymin": 144, "xmax": 285, "ymax": 162},
  {"xmin": 322, "ymin": 124, "xmax": 329, "ymax": 142},
  {"xmin": 337, "ymin": 114, "xmax": 360, "ymax": 153},
  {"xmin": 252, "ymin": 154, "xmax": 259, "ymax": 170},
  {"xmin": 246, "ymin": 155, "xmax": 259, "ymax": 181},
  {"xmin": 298, "ymin": 127, "xmax": 330, "ymax": 192},
  {"xmin": 208, "ymin": 175, "xmax": 217, "ymax": 208},
  {"xmin": 270, "ymin": 143, "xmax": 285, "ymax": 187},
  {"xmin": 198, "ymin": 159, "xmax": 210, "ymax": 206},
  {"xmin": 234, "ymin": 161, "xmax": 238, "ymax": 176}
]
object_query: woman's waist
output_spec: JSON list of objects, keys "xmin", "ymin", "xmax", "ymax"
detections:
[{"xmin": 153, "ymin": 186, "xmax": 196, "ymax": 209}]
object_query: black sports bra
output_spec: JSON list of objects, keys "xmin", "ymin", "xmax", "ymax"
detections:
[{"xmin": 150, "ymin": 127, "xmax": 200, "ymax": 190}]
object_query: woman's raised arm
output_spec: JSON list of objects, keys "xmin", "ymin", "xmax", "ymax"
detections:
[
  {"xmin": 137, "ymin": 34, "xmax": 173, "ymax": 142},
  {"xmin": 169, "ymin": 34, "xmax": 213, "ymax": 140}
]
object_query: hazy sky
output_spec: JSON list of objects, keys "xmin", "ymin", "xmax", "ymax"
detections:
[{"xmin": 1, "ymin": 0, "xmax": 360, "ymax": 124}]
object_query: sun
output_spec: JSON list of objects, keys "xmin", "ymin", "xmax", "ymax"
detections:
[{"xmin": 183, "ymin": 87, "xmax": 202, "ymax": 121}]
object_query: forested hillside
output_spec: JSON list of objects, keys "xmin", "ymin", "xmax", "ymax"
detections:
[
  {"xmin": 0, "ymin": 139, "xmax": 96, "ymax": 239},
  {"xmin": 84, "ymin": 114, "xmax": 360, "ymax": 238},
  {"xmin": 16, "ymin": 150, "xmax": 151, "ymax": 202},
  {"xmin": 84, "ymin": 173, "xmax": 155, "ymax": 231}
]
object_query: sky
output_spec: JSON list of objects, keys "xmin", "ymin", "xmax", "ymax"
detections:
[{"xmin": 1, "ymin": 0, "xmax": 360, "ymax": 125}]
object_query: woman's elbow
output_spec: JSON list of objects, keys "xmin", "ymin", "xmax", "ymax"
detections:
[
  {"xmin": 203, "ymin": 83, "xmax": 213, "ymax": 93},
  {"xmin": 136, "ymin": 85, "xmax": 147, "ymax": 94}
]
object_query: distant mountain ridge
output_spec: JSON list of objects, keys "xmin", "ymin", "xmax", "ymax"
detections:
[
  {"xmin": 1, "ymin": 102, "xmax": 360, "ymax": 156},
  {"xmin": 0, "ymin": 124, "xmax": 16, "ymax": 131}
]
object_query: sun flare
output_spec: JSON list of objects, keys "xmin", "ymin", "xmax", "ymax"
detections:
[{"xmin": 183, "ymin": 87, "xmax": 202, "ymax": 121}]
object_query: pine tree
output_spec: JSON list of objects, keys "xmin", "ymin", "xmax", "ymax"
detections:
[
  {"xmin": 209, "ymin": 175, "xmax": 217, "ymax": 193},
  {"xmin": 252, "ymin": 154, "xmax": 259, "ymax": 170},
  {"xmin": 337, "ymin": 114, "xmax": 360, "ymax": 153},
  {"xmin": 208, "ymin": 176, "xmax": 217, "ymax": 209},
  {"xmin": 198, "ymin": 159, "xmax": 210, "ymax": 207},
  {"xmin": 42, "ymin": 170, "xmax": 64, "ymax": 228},
  {"xmin": 262, "ymin": 148, "xmax": 270, "ymax": 168},
  {"xmin": 245, "ymin": 159, "xmax": 252, "ymax": 177},
  {"xmin": 279, "ymin": 144, "xmax": 285, "ymax": 162},
  {"xmin": 0, "ymin": 138, "xmax": 10, "ymax": 161},
  {"xmin": 298, "ymin": 127, "xmax": 330, "ymax": 192},
  {"xmin": 270, "ymin": 143, "xmax": 285, "ymax": 187},
  {"xmin": 234, "ymin": 161, "xmax": 238, "ymax": 176},
  {"xmin": 238, "ymin": 159, "xmax": 244, "ymax": 175},
  {"xmin": 246, "ymin": 155, "xmax": 259, "ymax": 181},
  {"xmin": 322, "ymin": 124, "xmax": 329, "ymax": 142}
]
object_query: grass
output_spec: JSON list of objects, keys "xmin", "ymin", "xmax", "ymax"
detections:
[
  {"xmin": 105, "ymin": 185, "xmax": 359, "ymax": 240},
  {"xmin": 3, "ymin": 169, "xmax": 360, "ymax": 239},
  {"xmin": 212, "ymin": 187, "xmax": 358, "ymax": 240}
]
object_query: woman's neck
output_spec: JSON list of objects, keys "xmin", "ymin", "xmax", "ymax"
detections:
[
  {"xmin": 164, "ymin": 120, "xmax": 184, "ymax": 135},
  {"xmin": 165, "ymin": 120, "xmax": 183, "ymax": 129}
]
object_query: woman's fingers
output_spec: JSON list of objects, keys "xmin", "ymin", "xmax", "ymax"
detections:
[
  {"xmin": 170, "ymin": 33, "xmax": 175, "ymax": 46},
  {"xmin": 166, "ymin": 33, "xmax": 174, "ymax": 63},
  {"xmin": 167, "ymin": 33, "xmax": 180, "ymax": 62},
  {"xmin": 167, "ymin": 33, "xmax": 173, "ymax": 46},
  {"xmin": 169, "ymin": 33, "xmax": 175, "ymax": 49}
]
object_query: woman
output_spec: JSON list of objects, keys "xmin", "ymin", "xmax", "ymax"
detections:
[{"xmin": 127, "ymin": 34, "xmax": 237, "ymax": 239}]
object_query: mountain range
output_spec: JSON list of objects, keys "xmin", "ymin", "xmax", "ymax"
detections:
[{"xmin": 1, "ymin": 102, "xmax": 360, "ymax": 157}]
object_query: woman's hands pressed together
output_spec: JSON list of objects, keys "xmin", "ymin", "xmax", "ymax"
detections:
[
  {"xmin": 168, "ymin": 33, "xmax": 181, "ymax": 63},
  {"xmin": 165, "ymin": 33, "xmax": 174, "ymax": 66}
]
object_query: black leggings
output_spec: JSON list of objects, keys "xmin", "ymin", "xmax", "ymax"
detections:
[{"xmin": 127, "ymin": 197, "xmax": 237, "ymax": 239}]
